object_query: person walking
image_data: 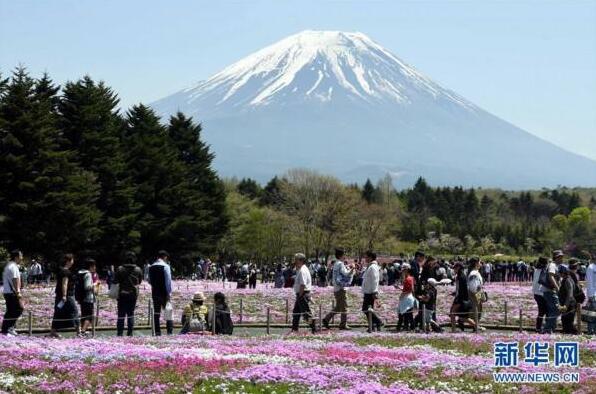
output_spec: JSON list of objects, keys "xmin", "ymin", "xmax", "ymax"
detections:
[
  {"xmin": 2, "ymin": 250, "xmax": 24, "ymax": 336},
  {"xmin": 396, "ymin": 263, "xmax": 416, "ymax": 332},
  {"xmin": 115, "ymin": 252, "xmax": 143, "ymax": 336},
  {"xmin": 532, "ymin": 257, "xmax": 548, "ymax": 333},
  {"xmin": 558, "ymin": 265, "xmax": 578, "ymax": 334},
  {"xmin": 541, "ymin": 251, "xmax": 563, "ymax": 334},
  {"xmin": 149, "ymin": 250, "xmax": 173, "ymax": 336},
  {"xmin": 449, "ymin": 262, "xmax": 476, "ymax": 331},
  {"xmin": 467, "ymin": 258, "xmax": 485, "ymax": 331},
  {"xmin": 50, "ymin": 254, "xmax": 80, "ymax": 338},
  {"xmin": 291, "ymin": 253, "xmax": 317, "ymax": 333},
  {"xmin": 586, "ymin": 256, "xmax": 596, "ymax": 335},
  {"xmin": 322, "ymin": 248, "xmax": 353, "ymax": 330},
  {"xmin": 362, "ymin": 250, "xmax": 383, "ymax": 332},
  {"xmin": 75, "ymin": 258, "xmax": 97, "ymax": 338}
]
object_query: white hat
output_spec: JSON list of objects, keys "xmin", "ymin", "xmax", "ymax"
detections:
[
  {"xmin": 427, "ymin": 278, "xmax": 438, "ymax": 287},
  {"xmin": 401, "ymin": 263, "xmax": 411, "ymax": 271}
]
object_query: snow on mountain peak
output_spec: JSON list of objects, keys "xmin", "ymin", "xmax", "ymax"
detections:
[{"xmin": 178, "ymin": 30, "xmax": 476, "ymax": 112}]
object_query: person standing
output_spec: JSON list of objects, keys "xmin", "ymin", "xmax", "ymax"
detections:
[
  {"xmin": 322, "ymin": 248, "xmax": 353, "ymax": 330},
  {"xmin": 75, "ymin": 258, "xmax": 97, "ymax": 338},
  {"xmin": 449, "ymin": 262, "xmax": 476, "ymax": 331},
  {"xmin": 361, "ymin": 250, "xmax": 382, "ymax": 332},
  {"xmin": 542, "ymin": 251, "xmax": 563, "ymax": 334},
  {"xmin": 29, "ymin": 259, "xmax": 43, "ymax": 285},
  {"xmin": 557, "ymin": 265, "xmax": 577, "ymax": 334},
  {"xmin": 467, "ymin": 258, "xmax": 485, "ymax": 330},
  {"xmin": 291, "ymin": 253, "xmax": 317, "ymax": 333},
  {"xmin": 2, "ymin": 250, "xmax": 24, "ymax": 336},
  {"xmin": 585, "ymin": 255, "xmax": 596, "ymax": 335},
  {"xmin": 106, "ymin": 265, "xmax": 115, "ymax": 290},
  {"xmin": 532, "ymin": 257, "xmax": 548, "ymax": 333},
  {"xmin": 149, "ymin": 250, "xmax": 173, "ymax": 336},
  {"xmin": 50, "ymin": 254, "xmax": 80, "ymax": 338},
  {"xmin": 115, "ymin": 252, "xmax": 143, "ymax": 336},
  {"xmin": 397, "ymin": 263, "xmax": 416, "ymax": 332}
]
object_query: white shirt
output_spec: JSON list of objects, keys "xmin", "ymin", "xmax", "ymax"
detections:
[
  {"xmin": 586, "ymin": 262, "xmax": 596, "ymax": 299},
  {"xmin": 332, "ymin": 260, "xmax": 352, "ymax": 292},
  {"xmin": 2, "ymin": 261, "xmax": 21, "ymax": 295},
  {"xmin": 468, "ymin": 269, "xmax": 483, "ymax": 294},
  {"xmin": 29, "ymin": 263, "xmax": 42, "ymax": 276},
  {"xmin": 361, "ymin": 261, "xmax": 380, "ymax": 294},
  {"xmin": 532, "ymin": 268, "xmax": 544, "ymax": 296},
  {"xmin": 293, "ymin": 264, "xmax": 312, "ymax": 293}
]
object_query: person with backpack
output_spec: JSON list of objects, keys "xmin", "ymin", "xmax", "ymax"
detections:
[
  {"xmin": 532, "ymin": 257, "xmax": 548, "ymax": 333},
  {"xmin": 115, "ymin": 252, "xmax": 143, "ymax": 336},
  {"xmin": 208, "ymin": 292, "xmax": 233, "ymax": 335},
  {"xmin": 149, "ymin": 250, "xmax": 173, "ymax": 336},
  {"xmin": 75, "ymin": 258, "xmax": 96, "ymax": 338},
  {"xmin": 50, "ymin": 254, "xmax": 80, "ymax": 338},
  {"xmin": 557, "ymin": 265, "xmax": 578, "ymax": 334},
  {"xmin": 2, "ymin": 250, "xmax": 24, "ymax": 336},
  {"xmin": 322, "ymin": 248, "xmax": 353, "ymax": 330},
  {"xmin": 180, "ymin": 292, "xmax": 208, "ymax": 334}
]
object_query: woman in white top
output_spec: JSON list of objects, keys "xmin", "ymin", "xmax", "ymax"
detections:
[
  {"xmin": 467, "ymin": 258, "xmax": 485, "ymax": 330},
  {"xmin": 532, "ymin": 257, "xmax": 548, "ymax": 333}
]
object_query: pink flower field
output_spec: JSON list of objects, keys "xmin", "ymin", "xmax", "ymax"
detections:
[
  {"xmin": 0, "ymin": 332, "xmax": 593, "ymax": 393},
  {"xmin": 10, "ymin": 281, "xmax": 540, "ymax": 329}
]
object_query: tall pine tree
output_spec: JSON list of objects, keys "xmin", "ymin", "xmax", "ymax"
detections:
[
  {"xmin": 59, "ymin": 76, "xmax": 139, "ymax": 263},
  {"xmin": 167, "ymin": 112, "xmax": 228, "ymax": 256},
  {"xmin": 0, "ymin": 68, "xmax": 101, "ymax": 258},
  {"xmin": 124, "ymin": 105, "xmax": 219, "ymax": 270}
]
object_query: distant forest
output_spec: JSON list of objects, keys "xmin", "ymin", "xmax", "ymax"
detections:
[{"xmin": 0, "ymin": 69, "xmax": 594, "ymax": 270}]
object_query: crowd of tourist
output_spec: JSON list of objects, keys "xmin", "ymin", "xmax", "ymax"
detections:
[{"xmin": 1, "ymin": 248, "xmax": 595, "ymax": 337}]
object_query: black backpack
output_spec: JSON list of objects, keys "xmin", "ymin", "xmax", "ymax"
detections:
[
  {"xmin": 74, "ymin": 272, "xmax": 88, "ymax": 303},
  {"xmin": 574, "ymin": 282, "xmax": 586, "ymax": 304}
]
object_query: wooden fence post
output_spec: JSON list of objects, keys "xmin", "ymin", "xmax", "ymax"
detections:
[
  {"xmin": 94, "ymin": 299, "xmax": 100, "ymax": 328},
  {"xmin": 239, "ymin": 299, "xmax": 243, "ymax": 324},
  {"xmin": 28, "ymin": 311, "xmax": 32, "ymax": 336},
  {"xmin": 211, "ymin": 305, "xmax": 217, "ymax": 335},
  {"xmin": 266, "ymin": 307, "xmax": 271, "ymax": 335},
  {"xmin": 147, "ymin": 299, "xmax": 152, "ymax": 326},
  {"xmin": 285, "ymin": 299, "xmax": 289, "ymax": 324},
  {"xmin": 331, "ymin": 300, "xmax": 335, "ymax": 324},
  {"xmin": 504, "ymin": 301, "xmax": 508, "ymax": 326},
  {"xmin": 519, "ymin": 308, "xmax": 523, "ymax": 332}
]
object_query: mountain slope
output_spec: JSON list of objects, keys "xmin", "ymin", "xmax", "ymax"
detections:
[{"xmin": 151, "ymin": 30, "xmax": 596, "ymax": 189}]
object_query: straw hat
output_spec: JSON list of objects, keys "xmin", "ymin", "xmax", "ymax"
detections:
[{"xmin": 192, "ymin": 292, "xmax": 205, "ymax": 302}]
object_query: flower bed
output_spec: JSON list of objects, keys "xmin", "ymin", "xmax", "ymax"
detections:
[
  {"xmin": 6, "ymin": 281, "xmax": 538, "ymax": 329},
  {"xmin": 0, "ymin": 332, "xmax": 593, "ymax": 393}
]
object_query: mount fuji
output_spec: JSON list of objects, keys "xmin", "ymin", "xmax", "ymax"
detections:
[{"xmin": 151, "ymin": 30, "xmax": 596, "ymax": 188}]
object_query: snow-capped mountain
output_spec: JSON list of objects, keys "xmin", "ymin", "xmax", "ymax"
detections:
[{"xmin": 152, "ymin": 30, "xmax": 596, "ymax": 188}]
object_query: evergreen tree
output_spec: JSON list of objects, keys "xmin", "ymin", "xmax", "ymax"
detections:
[
  {"xmin": 0, "ymin": 68, "xmax": 101, "ymax": 257},
  {"xmin": 59, "ymin": 76, "xmax": 139, "ymax": 262},
  {"xmin": 237, "ymin": 178, "xmax": 261, "ymax": 200},
  {"xmin": 260, "ymin": 176, "xmax": 282, "ymax": 206},
  {"xmin": 167, "ymin": 112, "xmax": 228, "ymax": 254},
  {"xmin": 124, "ymin": 105, "xmax": 212, "ymax": 269},
  {"xmin": 361, "ymin": 179, "xmax": 375, "ymax": 203}
]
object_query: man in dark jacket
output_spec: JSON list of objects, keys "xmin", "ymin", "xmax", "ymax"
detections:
[
  {"xmin": 558, "ymin": 265, "xmax": 577, "ymax": 334},
  {"xmin": 115, "ymin": 252, "xmax": 143, "ymax": 336},
  {"xmin": 149, "ymin": 250, "xmax": 173, "ymax": 335}
]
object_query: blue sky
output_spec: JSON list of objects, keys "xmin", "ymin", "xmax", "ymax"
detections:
[{"xmin": 1, "ymin": 0, "xmax": 595, "ymax": 160}]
